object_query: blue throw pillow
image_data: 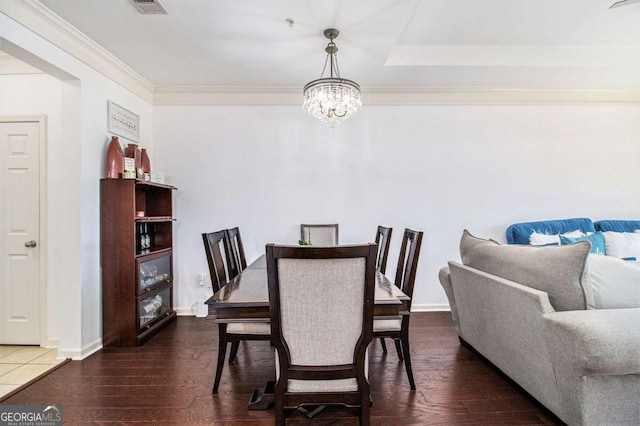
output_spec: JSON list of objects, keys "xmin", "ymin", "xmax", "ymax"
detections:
[{"xmin": 560, "ymin": 232, "xmax": 606, "ymax": 255}]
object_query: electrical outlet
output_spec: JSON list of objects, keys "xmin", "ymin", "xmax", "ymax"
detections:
[{"xmin": 198, "ymin": 273, "xmax": 205, "ymax": 286}]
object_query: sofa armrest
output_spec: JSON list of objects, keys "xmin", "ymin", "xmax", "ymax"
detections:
[
  {"xmin": 543, "ymin": 309, "xmax": 640, "ymax": 376},
  {"xmin": 438, "ymin": 266, "xmax": 460, "ymax": 334},
  {"xmin": 447, "ymin": 262, "xmax": 561, "ymax": 414}
]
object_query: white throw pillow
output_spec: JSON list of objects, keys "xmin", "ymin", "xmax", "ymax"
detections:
[
  {"xmin": 563, "ymin": 230, "xmax": 586, "ymax": 238},
  {"xmin": 529, "ymin": 229, "xmax": 584, "ymax": 246},
  {"xmin": 529, "ymin": 232, "xmax": 560, "ymax": 245},
  {"xmin": 603, "ymin": 231, "xmax": 640, "ymax": 259},
  {"xmin": 585, "ymin": 254, "xmax": 640, "ymax": 309}
]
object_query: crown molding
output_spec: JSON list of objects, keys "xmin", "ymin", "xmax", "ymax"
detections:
[
  {"xmin": 364, "ymin": 86, "xmax": 640, "ymax": 106},
  {"xmin": 154, "ymin": 85, "xmax": 640, "ymax": 106},
  {"xmin": 3, "ymin": 1, "xmax": 154, "ymax": 102},
  {"xmin": 153, "ymin": 86, "xmax": 301, "ymax": 105}
]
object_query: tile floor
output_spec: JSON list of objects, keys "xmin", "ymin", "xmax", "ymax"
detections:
[{"xmin": 0, "ymin": 346, "xmax": 66, "ymax": 399}]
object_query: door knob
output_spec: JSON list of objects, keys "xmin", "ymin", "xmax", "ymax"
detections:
[{"xmin": 24, "ymin": 240, "xmax": 37, "ymax": 248}]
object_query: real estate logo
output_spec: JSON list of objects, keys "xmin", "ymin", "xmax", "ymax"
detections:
[{"xmin": 0, "ymin": 405, "xmax": 62, "ymax": 426}]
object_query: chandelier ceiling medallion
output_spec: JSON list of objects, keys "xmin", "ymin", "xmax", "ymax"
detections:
[{"xmin": 302, "ymin": 28, "xmax": 362, "ymax": 127}]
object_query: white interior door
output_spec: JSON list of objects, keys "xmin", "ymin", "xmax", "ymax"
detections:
[{"xmin": 0, "ymin": 120, "xmax": 41, "ymax": 344}]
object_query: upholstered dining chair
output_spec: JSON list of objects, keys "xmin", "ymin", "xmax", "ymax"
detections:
[
  {"xmin": 202, "ymin": 230, "xmax": 270, "ymax": 394},
  {"xmin": 224, "ymin": 227, "xmax": 247, "ymax": 278},
  {"xmin": 373, "ymin": 228, "xmax": 423, "ymax": 390},
  {"xmin": 300, "ymin": 223, "xmax": 339, "ymax": 246},
  {"xmin": 266, "ymin": 243, "xmax": 377, "ymax": 425}
]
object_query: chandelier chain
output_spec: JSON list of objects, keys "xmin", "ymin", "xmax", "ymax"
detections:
[
  {"xmin": 320, "ymin": 54, "xmax": 329, "ymax": 79},
  {"xmin": 333, "ymin": 54, "xmax": 340, "ymax": 79},
  {"xmin": 302, "ymin": 27, "xmax": 362, "ymax": 127},
  {"xmin": 320, "ymin": 52, "xmax": 342, "ymax": 79}
]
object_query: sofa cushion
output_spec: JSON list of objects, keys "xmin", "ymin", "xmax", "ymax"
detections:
[
  {"xmin": 603, "ymin": 231, "xmax": 640, "ymax": 259},
  {"xmin": 544, "ymin": 309, "xmax": 640, "ymax": 375},
  {"xmin": 529, "ymin": 231, "xmax": 562, "ymax": 246},
  {"xmin": 460, "ymin": 230, "xmax": 592, "ymax": 311},
  {"xmin": 560, "ymin": 231, "xmax": 606, "ymax": 255},
  {"xmin": 505, "ymin": 217, "xmax": 595, "ymax": 245},
  {"xmin": 585, "ymin": 254, "xmax": 640, "ymax": 309},
  {"xmin": 529, "ymin": 229, "xmax": 585, "ymax": 246},
  {"xmin": 594, "ymin": 219, "xmax": 640, "ymax": 233}
]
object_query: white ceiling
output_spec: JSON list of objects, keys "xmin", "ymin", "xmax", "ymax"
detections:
[{"xmin": 14, "ymin": 0, "xmax": 640, "ymax": 89}]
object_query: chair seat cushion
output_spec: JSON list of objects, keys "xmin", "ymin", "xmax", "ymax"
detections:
[
  {"xmin": 226, "ymin": 322, "xmax": 271, "ymax": 335},
  {"xmin": 373, "ymin": 318, "xmax": 402, "ymax": 332},
  {"xmin": 276, "ymin": 348, "xmax": 368, "ymax": 393}
]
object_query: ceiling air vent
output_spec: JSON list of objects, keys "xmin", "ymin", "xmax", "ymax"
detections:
[{"xmin": 129, "ymin": 0, "xmax": 168, "ymax": 14}]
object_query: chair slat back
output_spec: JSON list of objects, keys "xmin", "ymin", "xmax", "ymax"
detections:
[
  {"xmin": 394, "ymin": 228, "xmax": 423, "ymax": 310},
  {"xmin": 224, "ymin": 227, "xmax": 247, "ymax": 278},
  {"xmin": 300, "ymin": 223, "xmax": 339, "ymax": 246},
  {"xmin": 374, "ymin": 225, "xmax": 393, "ymax": 274},
  {"xmin": 202, "ymin": 230, "xmax": 229, "ymax": 293}
]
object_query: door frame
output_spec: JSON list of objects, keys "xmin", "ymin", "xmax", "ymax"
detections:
[{"xmin": 0, "ymin": 115, "xmax": 47, "ymax": 347}]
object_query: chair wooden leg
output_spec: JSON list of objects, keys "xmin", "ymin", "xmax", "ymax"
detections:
[
  {"xmin": 359, "ymin": 405, "xmax": 370, "ymax": 426},
  {"xmin": 212, "ymin": 325, "xmax": 228, "ymax": 394},
  {"xmin": 394, "ymin": 338, "xmax": 403, "ymax": 361},
  {"xmin": 360, "ymin": 386, "xmax": 371, "ymax": 426},
  {"xmin": 274, "ymin": 382, "xmax": 285, "ymax": 426},
  {"xmin": 379, "ymin": 337, "xmax": 387, "ymax": 353},
  {"xmin": 400, "ymin": 333, "xmax": 416, "ymax": 390},
  {"xmin": 229, "ymin": 341, "xmax": 240, "ymax": 364}
]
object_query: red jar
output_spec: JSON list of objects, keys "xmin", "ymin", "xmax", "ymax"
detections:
[{"xmin": 105, "ymin": 136, "xmax": 124, "ymax": 178}]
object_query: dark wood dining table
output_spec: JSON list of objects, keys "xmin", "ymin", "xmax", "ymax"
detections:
[
  {"xmin": 204, "ymin": 253, "xmax": 411, "ymax": 409},
  {"xmin": 205, "ymin": 254, "xmax": 411, "ymax": 322}
]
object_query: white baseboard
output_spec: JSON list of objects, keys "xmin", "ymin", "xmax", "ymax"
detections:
[
  {"xmin": 44, "ymin": 338, "xmax": 60, "ymax": 349},
  {"xmin": 411, "ymin": 303, "xmax": 450, "ymax": 312},
  {"xmin": 174, "ymin": 306, "xmax": 196, "ymax": 316},
  {"xmin": 57, "ymin": 338, "xmax": 103, "ymax": 360},
  {"xmin": 176, "ymin": 302, "xmax": 211, "ymax": 317}
]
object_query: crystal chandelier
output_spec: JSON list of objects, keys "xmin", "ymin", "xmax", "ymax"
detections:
[{"xmin": 303, "ymin": 28, "xmax": 362, "ymax": 127}]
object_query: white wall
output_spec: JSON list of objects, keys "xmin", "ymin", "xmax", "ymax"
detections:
[
  {"xmin": 0, "ymin": 12, "xmax": 153, "ymax": 358},
  {"xmin": 153, "ymin": 104, "xmax": 640, "ymax": 313}
]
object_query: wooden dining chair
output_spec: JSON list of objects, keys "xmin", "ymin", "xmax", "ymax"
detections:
[
  {"xmin": 375, "ymin": 226, "xmax": 393, "ymax": 274},
  {"xmin": 224, "ymin": 226, "xmax": 247, "ymax": 278},
  {"xmin": 202, "ymin": 230, "xmax": 228, "ymax": 294},
  {"xmin": 266, "ymin": 243, "xmax": 377, "ymax": 425},
  {"xmin": 300, "ymin": 223, "xmax": 339, "ymax": 246},
  {"xmin": 373, "ymin": 228, "xmax": 423, "ymax": 390},
  {"xmin": 202, "ymin": 230, "xmax": 270, "ymax": 394},
  {"xmin": 374, "ymin": 225, "xmax": 393, "ymax": 353}
]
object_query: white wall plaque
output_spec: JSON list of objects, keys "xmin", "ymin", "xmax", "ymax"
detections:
[{"xmin": 108, "ymin": 101, "xmax": 139, "ymax": 142}]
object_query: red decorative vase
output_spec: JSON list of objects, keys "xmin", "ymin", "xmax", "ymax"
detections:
[
  {"xmin": 141, "ymin": 148, "xmax": 151, "ymax": 174},
  {"xmin": 105, "ymin": 136, "xmax": 124, "ymax": 178},
  {"xmin": 125, "ymin": 143, "xmax": 142, "ymax": 178}
]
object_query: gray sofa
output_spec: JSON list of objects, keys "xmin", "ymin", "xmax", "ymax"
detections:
[{"xmin": 439, "ymin": 230, "xmax": 640, "ymax": 426}]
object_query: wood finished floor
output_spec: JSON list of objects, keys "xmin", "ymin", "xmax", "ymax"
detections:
[{"xmin": 1, "ymin": 313, "xmax": 563, "ymax": 425}]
